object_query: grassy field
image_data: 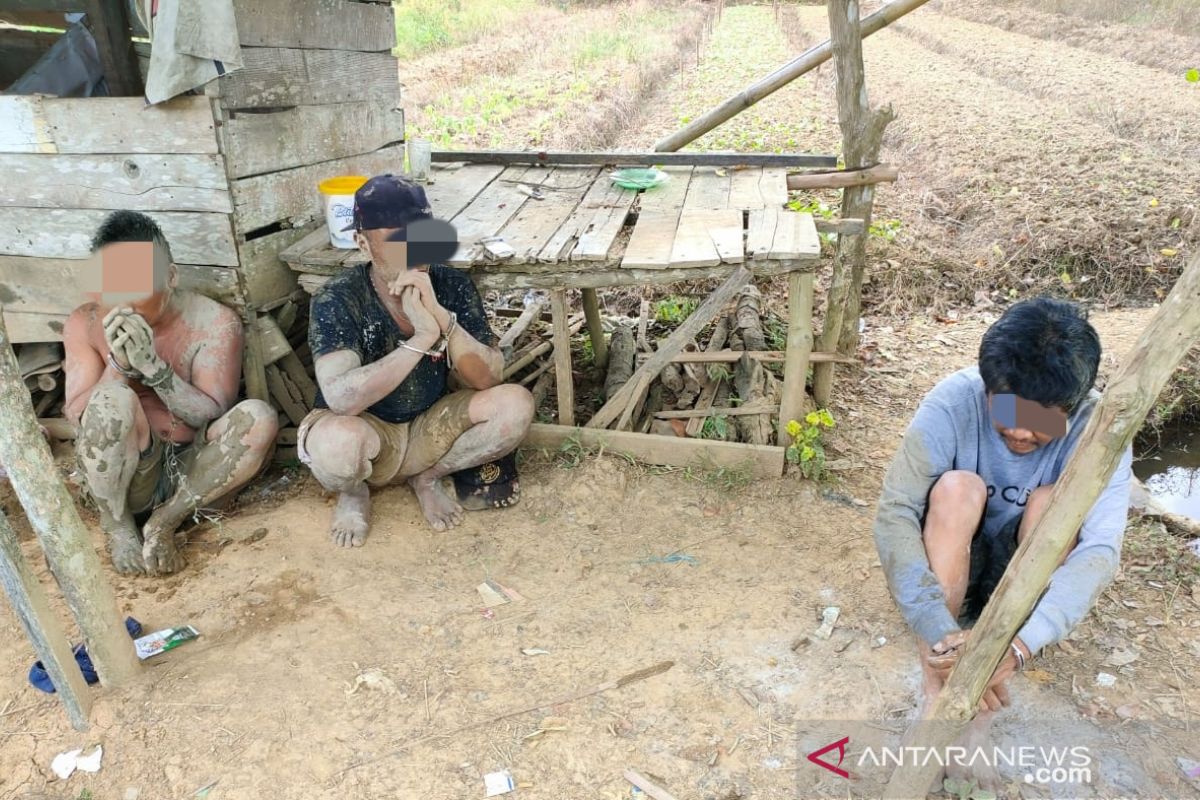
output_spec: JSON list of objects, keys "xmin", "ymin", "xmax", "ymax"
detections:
[
  {"xmin": 393, "ymin": 0, "xmax": 538, "ymax": 60},
  {"xmin": 1019, "ymin": 0, "xmax": 1200, "ymax": 36}
]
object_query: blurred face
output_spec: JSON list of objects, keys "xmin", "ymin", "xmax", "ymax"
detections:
[
  {"xmin": 85, "ymin": 240, "xmax": 175, "ymax": 323},
  {"xmin": 988, "ymin": 392, "xmax": 1068, "ymax": 454},
  {"xmin": 358, "ymin": 228, "xmax": 424, "ymax": 275}
]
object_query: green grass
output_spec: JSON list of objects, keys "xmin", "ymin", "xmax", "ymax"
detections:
[{"xmin": 393, "ymin": 0, "xmax": 537, "ymax": 60}]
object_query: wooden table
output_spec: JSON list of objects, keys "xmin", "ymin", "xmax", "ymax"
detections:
[{"xmin": 280, "ymin": 162, "xmax": 822, "ymax": 449}]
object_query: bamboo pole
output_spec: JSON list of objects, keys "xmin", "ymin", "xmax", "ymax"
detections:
[
  {"xmin": 0, "ymin": 313, "xmax": 141, "ymax": 687},
  {"xmin": 580, "ymin": 288, "xmax": 609, "ymax": 370},
  {"xmin": 0, "ymin": 510, "xmax": 92, "ymax": 730},
  {"xmin": 884, "ymin": 252, "xmax": 1200, "ymax": 798},
  {"xmin": 778, "ymin": 272, "xmax": 814, "ymax": 446},
  {"xmin": 653, "ymin": 0, "xmax": 931, "ymax": 152},
  {"xmin": 812, "ymin": 0, "xmax": 895, "ymax": 407},
  {"xmin": 550, "ymin": 290, "xmax": 575, "ymax": 427}
]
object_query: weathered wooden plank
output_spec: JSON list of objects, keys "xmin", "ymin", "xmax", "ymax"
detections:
[
  {"xmin": 681, "ymin": 167, "xmax": 731, "ymax": 212},
  {"xmin": 538, "ymin": 176, "xmax": 633, "ymax": 263},
  {"xmin": 550, "ymin": 289, "xmax": 574, "ymax": 426},
  {"xmin": 572, "ymin": 179, "xmax": 637, "ymax": 262},
  {"xmin": 0, "ymin": 209, "xmax": 238, "ymax": 266},
  {"xmin": 0, "ymin": 511, "xmax": 92, "ymax": 730},
  {"xmin": 239, "ymin": 227, "xmax": 310, "ymax": 308},
  {"xmin": 768, "ymin": 211, "xmax": 820, "ymax": 260},
  {"xmin": 778, "ymin": 271, "xmax": 814, "ymax": 446},
  {"xmin": 446, "ymin": 166, "xmax": 532, "ymax": 265},
  {"xmin": 760, "ymin": 167, "xmax": 789, "ymax": 207},
  {"xmin": 0, "ymin": 154, "xmax": 231, "ymax": 213},
  {"xmin": 176, "ymin": 264, "xmax": 243, "ymax": 307},
  {"xmin": 423, "ymin": 163, "xmax": 505, "ymax": 220},
  {"xmin": 433, "ymin": 150, "xmax": 837, "ymax": 169},
  {"xmin": 230, "ymin": 144, "xmax": 404, "ymax": 233},
  {"xmin": 278, "ymin": 225, "xmax": 334, "ymax": 267},
  {"xmin": 727, "ymin": 167, "xmax": 765, "ymax": 210},
  {"xmin": 522, "ymin": 424, "xmax": 784, "ymax": 480},
  {"xmin": 621, "ymin": 166, "xmax": 692, "ymax": 270},
  {"xmin": 222, "ymin": 103, "xmax": 405, "ymax": 179},
  {"xmin": 232, "ymin": 0, "xmax": 396, "ymax": 51},
  {"xmin": 669, "ymin": 211, "xmax": 720, "ymax": 269},
  {"xmin": 1, "ymin": 311, "xmax": 66, "ymax": 344},
  {"xmin": 0, "ymin": 95, "xmax": 218, "ymax": 155},
  {"xmin": 493, "ymin": 166, "xmax": 599, "ymax": 264},
  {"xmin": 209, "ymin": 47, "xmax": 401, "ymax": 109},
  {"xmin": 0, "ymin": 28, "xmax": 58, "ymax": 87},
  {"xmin": 745, "ymin": 207, "xmax": 778, "ymax": 259}
]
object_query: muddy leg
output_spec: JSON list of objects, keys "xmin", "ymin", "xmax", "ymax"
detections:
[
  {"xmin": 406, "ymin": 385, "xmax": 533, "ymax": 532},
  {"xmin": 301, "ymin": 415, "xmax": 380, "ymax": 548},
  {"xmin": 142, "ymin": 400, "xmax": 278, "ymax": 574},
  {"xmin": 77, "ymin": 382, "xmax": 151, "ymax": 574}
]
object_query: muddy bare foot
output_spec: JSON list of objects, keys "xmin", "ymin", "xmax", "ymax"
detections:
[
  {"xmin": 410, "ymin": 475, "xmax": 463, "ymax": 531},
  {"xmin": 141, "ymin": 514, "xmax": 186, "ymax": 575},
  {"xmin": 331, "ymin": 483, "xmax": 371, "ymax": 547},
  {"xmin": 105, "ymin": 512, "xmax": 146, "ymax": 575}
]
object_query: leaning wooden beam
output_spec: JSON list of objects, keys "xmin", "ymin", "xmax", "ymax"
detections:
[
  {"xmin": 497, "ymin": 297, "xmax": 547, "ymax": 360},
  {"xmin": 778, "ymin": 272, "xmax": 815, "ymax": 445},
  {"xmin": 785, "ymin": 164, "xmax": 898, "ymax": 190},
  {"xmin": 0, "ymin": 510, "xmax": 93, "ymax": 730},
  {"xmin": 653, "ymin": 0, "xmax": 932, "ymax": 152},
  {"xmin": 580, "ymin": 288, "xmax": 609, "ymax": 370},
  {"xmin": 433, "ymin": 150, "xmax": 837, "ymax": 169},
  {"xmin": 550, "ymin": 289, "xmax": 575, "ymax": 426},
  {"xmin": 884, "ymin": 252, "xmax": 1200, "ymax": 798},
  {"xmin": 812, "ymin": 0, "xmax": 896, "ymax": 407},
  {"xmin": 587, "ymin": 266, "xmax": 754, "ymax": 430},
  {"xmin": 0, "ymin": 314, "xmax": 140, "ymax": 687},
  {"xmin": 522, "ymin": 423, "xmax": 784, "ymax": 480}
]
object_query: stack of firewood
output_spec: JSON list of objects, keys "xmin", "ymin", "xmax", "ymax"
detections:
[
  {"xmin": 254, "ymin": 299, "xmax": 313, "ymax": 462},
  {"xmin": 494, "ymin": 292, "xmax": 579, "ymax": 413},
  {"xmin": 17, "ymin": 342, "xmax": 66, "ymax": 421}
]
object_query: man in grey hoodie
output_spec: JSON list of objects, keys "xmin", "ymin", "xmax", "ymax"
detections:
[{"xmin": 874, "ymin": 297, "xmax": 1131, "ymax": 789}]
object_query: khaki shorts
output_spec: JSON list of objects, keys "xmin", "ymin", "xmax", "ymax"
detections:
[
  {"xmin": 297, "ymin": 390, "xmax": 477, "ymax": 486},
  {"xmin": 127, "ymin": 431, "xmax": 200, "ymax": 519}
]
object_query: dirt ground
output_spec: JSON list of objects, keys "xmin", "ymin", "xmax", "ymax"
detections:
[{"xmin": 2, "ymin": 4, "xmax": 1200, "ymax": 800}]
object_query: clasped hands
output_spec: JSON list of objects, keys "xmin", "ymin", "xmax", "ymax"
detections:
[
  {"xmin": 103, "ymin": 306, "xmax": 168, "ymax": 382},
  {"xmin": 387, "ymin": 270, "xmax": 452, "ymax": 342},
  {"xmin": 925, "ymin": 630, "xmax": 1030, "ymax": 713}
]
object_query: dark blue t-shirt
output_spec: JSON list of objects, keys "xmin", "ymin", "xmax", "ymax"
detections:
[{"xmin": 309, "ymin": 263, "xmax": 497, "ymax": 423}]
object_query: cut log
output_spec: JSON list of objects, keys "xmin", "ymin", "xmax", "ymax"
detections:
[
  {"xmin": 735, "ymin": 284, "xmax": 767, "ymax": 354},
  {"xmin": 784, "ymin": 164, "xmax": 897, "ymax": 190},
  {"xmin": 734, "ymin": 354, "xmax": 775, "ymax": 445},
  {"xmin": 604, "ymin": 324, "xmax": 637, "ymax": 400}
]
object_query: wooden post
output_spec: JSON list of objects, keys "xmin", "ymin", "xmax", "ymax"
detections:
[
  {"xmin": 84, "ymin": 0, "xmax": 144, "ymax": 97},
  {"xmin": 653, "ymin": 0, "xmax": 929, "ymax": 152},
  {"xmin": 0, "ymin": 314, "xmax": 140, "ymax": 687},
  {"xmin": 884, "ymin": 252, "xmax": 1200, "ymax": 798},
  {"xmin": 580, "ymin": 288, "xmax": 609, "ymax": 370},
  {"xmin": 550, "ymin": 289, "xmax": 575, "ymax": 427},
  {"xmin": 812, "ymin": 0, "xmax": 895, "ymax": 408},
  {"xmin": 241, "ymin": 310, "xmax": 270, "ymax": 403},
  {"xmin": 778, "ymin": 271, "xmax": 814, "ymax": 445},
  {"xmin": 0, "ymin": 510, "xmax": 92, "ymax": 730}
]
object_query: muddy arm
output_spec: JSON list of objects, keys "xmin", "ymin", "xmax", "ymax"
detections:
[
  {"xmin": 446, "ymin": 326, "xmax": 503, "ymax": 390},
  {"xmin": 145, "ymin": 313, "xmax": 242, "ymax": 429},
  {"xmin": 315, "ymin": 339, "xmax": 437, "ymax": 417},
  {"xmin": 63, "ymin": 309, "xmax": 123, "ymax": 425}
]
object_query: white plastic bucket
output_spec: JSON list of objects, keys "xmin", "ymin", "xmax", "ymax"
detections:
[{"xmin": 319, "ymin": 175, "xmax": 368, "ymax": 249}]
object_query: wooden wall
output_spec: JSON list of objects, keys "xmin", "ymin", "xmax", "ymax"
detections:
[{"xmin": 0, "ymin": 0, "xmax": 403, "ymax": 348}]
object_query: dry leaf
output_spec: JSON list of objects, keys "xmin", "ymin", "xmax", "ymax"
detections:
[{"xmin": 1023, "ymin": 668, "xmax": 1055, "ymax": 685}]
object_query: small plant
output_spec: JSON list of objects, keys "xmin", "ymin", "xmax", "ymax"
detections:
[
  {"xmin": 785, "ymin": 409, "xmax": 835, "ymax": 479},
  {"xmin": 556, "ymin": 436, "xmax": 587, "ymax": 469},
  {"xmin": 942, "ymin": 777, "xmax": 996, "ymax": 800},
  {"xmin": 699, "ymin": 414, "xmax": 730, "ymax": 441},
  {"xmin": 869, "ymin": 218, "xmax": 903, "ymax": 241},
  {"xmin": 787, "ymin": 197, "xmax": 836, "ymax": 219},
  {"xmin": 654, "ymin": 296, "xmax": 698, "ymax": 323}
]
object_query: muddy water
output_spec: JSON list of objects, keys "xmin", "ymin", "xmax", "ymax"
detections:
[{"xmin": 1134, "ymin": 424, "xmax": 1200, "ymax": 518}]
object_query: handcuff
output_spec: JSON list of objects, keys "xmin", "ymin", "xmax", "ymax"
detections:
[
  {"xmin": 399, "ymin": 311, "xmax": 459, "ymax": 362},
  {"xmin": 107, "ymin": 352, "xmax": 175, "ymax": 388}
]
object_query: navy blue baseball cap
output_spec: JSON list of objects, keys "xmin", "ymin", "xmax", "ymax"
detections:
[{"xmin": 341, "ymin": 174, "xmax": 433, "ymax": 232}]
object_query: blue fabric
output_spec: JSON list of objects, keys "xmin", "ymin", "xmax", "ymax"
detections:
[{"xmin": 29, "ymin": 617, "xmax": 142, "ymax": 694}]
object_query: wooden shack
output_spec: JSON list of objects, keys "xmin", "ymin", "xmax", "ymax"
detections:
[{"xmin": 0, "ymin": 0, "xmax": 404, "ymax": 409}]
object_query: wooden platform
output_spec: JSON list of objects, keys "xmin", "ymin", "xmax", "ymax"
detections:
[{"xmin": 280, "ymin": 163, "xmax": 819, "ymax": 291}]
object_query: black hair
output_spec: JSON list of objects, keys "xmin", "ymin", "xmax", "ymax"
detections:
[
  {"xmin": 978, "ymin": 296, "xmax": 1101, "ymax": 412},
  {"xmin": 90, "ymin": 210, "xmax": 173, "ymax": 261}
]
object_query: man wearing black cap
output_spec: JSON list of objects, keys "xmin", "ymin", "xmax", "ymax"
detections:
[{"xmin": 298, "ymin": 174, "xmax": 534, "ymax": 546}]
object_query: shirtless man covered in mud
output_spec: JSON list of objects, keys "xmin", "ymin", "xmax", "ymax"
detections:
[
  {"xmin": 64, "ymin": 211, "xmax": 278, "ymax": 575},
  {"xmin": 874, "ymin": 297, "xmax": 1131, "ymax": 793},
  {"xmin": 299, "ymin": 174, "xmax": 533, "ymax": 547}
]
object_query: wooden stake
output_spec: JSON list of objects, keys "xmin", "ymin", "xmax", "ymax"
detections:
[
  {"xmin": 588, "ymin": 267, "xmax": 753, "ymax": 429},
  {"xmin": 653, "ymin": 0, "xmax": 930, "ymax": 152},
  {"xmin": 581, "ymin": 288, "xmax": 609, "ymax": 370},
  {"xmin": 884, "ymin": 252, "xmax": 1200, "ymax": 797},
  {"xmin": 0, "ymin": 314, "xmax": 140, "ymax": 687},
  {"xmin": 778, "ymin": 272, "xmax": 814, "ymax": 445},
  {"xmin": 812, "ymin": 0, "xmax": 895, "ymax": 408},
  {"xmin": 0, "ymin": 510, "xmax": 92, "ymax": 730},
  {"xmin": 550, "ymin": 290, "xmax": 575, "ymax": 426}
]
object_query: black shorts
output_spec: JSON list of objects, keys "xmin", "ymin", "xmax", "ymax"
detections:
[{"xmin": 960, "ymin": 513, "xmax": 1023, "ymax": 625}]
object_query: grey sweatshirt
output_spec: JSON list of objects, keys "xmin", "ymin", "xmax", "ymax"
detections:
[{"xmin": 874, "ymin": 366, "xmax": 1131, "ymax": 655}]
